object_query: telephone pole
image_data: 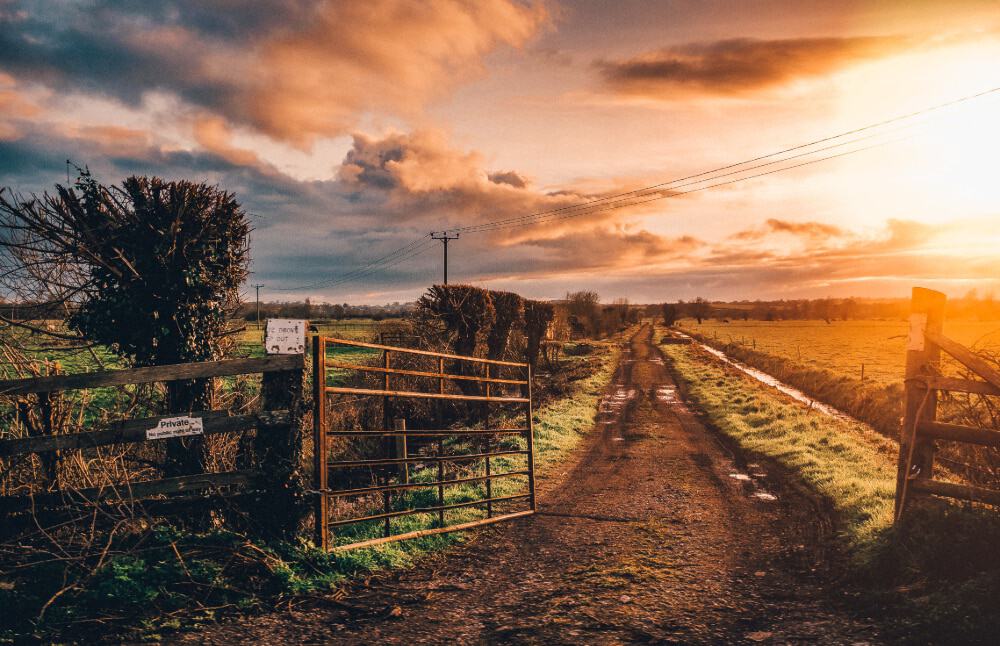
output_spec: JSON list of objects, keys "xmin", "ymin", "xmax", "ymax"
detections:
[
  {"xmin": 252, "ymin": 284, "xmax": 265, "ymax": 330},
  {"xmin": 431, "ymin": 232, "xmax": 459, "ymax": 285}
]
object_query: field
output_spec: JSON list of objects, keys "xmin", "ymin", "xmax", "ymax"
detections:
[{"xmin": 678, "ymin": 318, "xmax": 1000, "ymax": 386}]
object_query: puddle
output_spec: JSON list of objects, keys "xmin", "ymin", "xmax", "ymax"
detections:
[
  {"xmin": 655, "ymin": 385, "xmax": 678, "ymax": 403},
  {"xmin": 729, "ymin": 471, "xmax": 779, "ymax": 502},
  {"xmin": 672, "ymin": 331, "xmax": 849, "ymax": 420}
]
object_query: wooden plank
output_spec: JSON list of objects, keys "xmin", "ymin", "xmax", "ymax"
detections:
[
  {"xmin": 0, "ymin": 470, "xmax": 260, "ymax": 513},
  {"xmin": 321, "ymin": 336, "xmax": 526, "ymax": 367},
  {"xmin": 326, "ymin": 361, "xmax": 527, "ymax": 385},
  {"xmin": 918, "ymin": 420, "xmax": 1000, "ymax": 447},
  {"xmin": 925, "ymin": 330, "xmax": 1000, "ymax": 391},
  {"xmin": 910, "ymin": 478, "xmax": 1000, "ymax": 506},
  {"xmin": 925, "ymin": 376, "xmax": 1000, "ymax": 396},
  {"xmin": 331, "ymin": 509, "xmax": 534, "ymax": 552},
  {"xmin": 325, "ymin": 386, "xmax": 528, "ymax": 403},
  {"xmin": 0, "ymin": 411, "xmax": 287, "ymax": 457},
  {"xmin": 0, "ymin": 355, "xmax": 301, "ymax": 395}
]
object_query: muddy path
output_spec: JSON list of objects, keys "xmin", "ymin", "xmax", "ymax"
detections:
[{"xmin": 184, "ymin": 325, "xmax": 882, "ymax": 644}]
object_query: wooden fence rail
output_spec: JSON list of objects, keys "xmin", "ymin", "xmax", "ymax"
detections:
[
  {"xmin": 895, "ymin": 287, "xmax": 1000, "ymax": 521},
  {"xmin": 0, "ymin": 351, "xmax": 305, "ymax": 536}
]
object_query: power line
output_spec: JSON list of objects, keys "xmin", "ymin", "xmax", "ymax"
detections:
[
  {"xmin": 451, "ymin": 85, "xmax": 1000, "ymax": 234},
  {"xmin": 272, "ymin": 234, "xmax": 432, "ymax": 292},
  {"xmin": 286, "ymin": 237, "xmax": 437, "ymax": 292},
  {"xmin": 458, "ymin": 126, "xmax": 914, "ymax": 234},
  {"xmin": 268, "ymin": 85, "xmax": 1000, "ymax": 293}
]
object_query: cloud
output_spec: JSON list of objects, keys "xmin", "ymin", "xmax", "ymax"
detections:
[
  {"xmin": 597, "ymin": 36, "xmax": 911, "ymax": 98},
  {"xmin": 488, "ymin": 171, "xmax": 528, "ymax": 188},
  {"xmin": 731, "ymin": 218, "xmax": 844, "ymax": 241},
  {"xmin": 1, "ymin": 106, "xmax": 991, "ymax": 303},
  {"xmin": 0, "ymin": 1, "xmax": 548, "ymax": 144}
]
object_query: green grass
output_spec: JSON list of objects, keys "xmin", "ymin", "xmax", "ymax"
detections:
[
  {"xmin": 659, "ymin": 333, "xmax": 1000, "ymax": 643},
  {"xmin": 660, "ymin": 336, "xmax": 897, "ymax": 552}
]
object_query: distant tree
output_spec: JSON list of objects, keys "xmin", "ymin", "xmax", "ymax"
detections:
[
  {"xmin": 566, "ymin": 290, "xmax": 600, "ymax": 337},
  {"xmin": 661, "ymin": 303, "xmax": 680, "ymax": 327},
  {"xmin": 523, "ymin": 299, "xmax": 554, "ymax": 370},
  {"xmin": 487, "ymin": 291, "xmax": 524, "ymax": 361},
  {"xmin": 0, "ymin": 171, "xmax": 250, "ymax": 477},
  {"xmin": 689, "ymin": 297, "xmax": 711, "ymax": 324}
]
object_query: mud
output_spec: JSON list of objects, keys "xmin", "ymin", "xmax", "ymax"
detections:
[{"xmin": 182, "ymin": 325, "xmax": 882, "ymax": 645}]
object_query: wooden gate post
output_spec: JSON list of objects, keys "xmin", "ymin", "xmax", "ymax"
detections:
[
  {"xmin": 895, "ymin": 287, "xmax": 946, "ymax": 521},
  {"xmin": 255, "ymin": 349, "xmax": 306, "ymax": 539}
]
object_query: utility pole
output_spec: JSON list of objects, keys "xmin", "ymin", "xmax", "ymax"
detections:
[
  {"xmin": 431, "ymin": 232, "xmax": 459, "ymax": 285},
  {"xmin": 252, "ymin": 284, "xmax": 265, "ymax": 330}
]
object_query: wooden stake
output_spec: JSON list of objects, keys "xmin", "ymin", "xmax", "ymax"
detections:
[{"xmin": 895, "ymin": 287, "xmax": 945, "ymax": 522}]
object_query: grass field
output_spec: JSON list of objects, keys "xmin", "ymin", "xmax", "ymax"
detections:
[
  {"xmin": 678, "ymin": 318, "xmax": 1000, "ymax": 386},
  {"xmin": 659, "ymin": 334, "xmax": 1000, "ymax": 643}
]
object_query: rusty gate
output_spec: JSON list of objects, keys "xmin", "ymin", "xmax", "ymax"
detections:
[{"xmin": 311, "ymin": 336, "xmax": 536, "ymax": 551}]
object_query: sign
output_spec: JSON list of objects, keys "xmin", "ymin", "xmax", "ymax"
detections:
[
  {"xmin": 147, "ymin": 416, "xmax": 204, "ymax": 440},
  {"xmin": 265, "ymin": 318, "xmax": 306, "ymax": 354},
  {"xmin": 907, "ymin": 313, "xmax": 928, "ymax": 352}
]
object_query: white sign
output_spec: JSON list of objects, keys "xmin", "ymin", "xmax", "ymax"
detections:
[
  {"xmin": 907, "ymin": 313, "xmax": 928, "ymax": 352},
  {"xmin": 265, "ymin": 318, "xmax": 306, "ymax": 354},
  {"xmin": 147, "ymin": 416, "xmax": 204, "ymax": 440}
]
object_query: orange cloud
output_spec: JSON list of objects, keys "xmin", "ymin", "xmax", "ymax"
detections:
[
  {"xmin": 597, "ymin": 36, "xmax": 912, "ymax": 98},
  {"xmin": 193, "ymin": 116, "xmax": 261, "ymax": 167},
  {"xmin": 731, "ymin": 218, "xmax": 844, "ymax": 241},
  {"xmin": 231, "ymin": 1, "xmax": 549, "ymax": 143}
]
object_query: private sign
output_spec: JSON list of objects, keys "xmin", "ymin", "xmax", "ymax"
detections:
[
  {"xmin": 147, "ymin": 416, "xmax": 204, "ymax": 440},
  {"xmin": 265, "ymin": 319, "xmax": 306, "ymax": 354}
]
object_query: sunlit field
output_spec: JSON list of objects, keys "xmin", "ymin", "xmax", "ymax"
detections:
[{"xmin": 678, "ymin": 319, "xmax": 1000, "ymax": 386}]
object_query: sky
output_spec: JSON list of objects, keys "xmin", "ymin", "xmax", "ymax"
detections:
[{"xmin": 1, "ymin": 0, "xmax": 999, "ymax": 304}]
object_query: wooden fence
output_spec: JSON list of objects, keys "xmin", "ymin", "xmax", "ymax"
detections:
[
  {"xmin": 0, "ymin": 354, "xmax": 305, "ymax": 532},
  {"xmin": 895, "ymin": 287, "xmax": 1000, "ymax": 520}
]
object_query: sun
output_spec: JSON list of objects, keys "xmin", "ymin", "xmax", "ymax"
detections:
[{"xmin": 828, "ymin": 38, "xmax": 1000, "ymax": 227}]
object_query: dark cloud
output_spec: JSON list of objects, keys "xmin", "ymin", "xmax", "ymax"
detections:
[
  {"xmin": 488, "ymin": 171, "xmax": 528, "ymax": 188},
  {"xmin": 597, "ymin": 36, "xmax": 910, "ymax": 98},
  {"xmin": 0, "ymin": 1, "xmax": 547, "ymax": 143}
]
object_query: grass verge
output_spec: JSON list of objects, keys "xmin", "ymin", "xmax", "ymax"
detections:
[
  {"xmin": 682, "ymin": 329, "xmax": 902, "ymax": 440},
  {"xmin": 659, "ymin": 336, "xmax": 1000, "ymax": 644}
]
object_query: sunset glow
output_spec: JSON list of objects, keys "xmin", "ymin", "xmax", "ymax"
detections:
[{"xmin": 0, "ymin": 0, "xmax": 998, "ymax": 303}]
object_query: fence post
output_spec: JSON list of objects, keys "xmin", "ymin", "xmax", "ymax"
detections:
[
  {"xmin": 254, "ymin": 348, "xmax": 306, "ymax": 539},
  {"xmin": 895, "ymin": 287, "xmax": 946, "ymax": 521},
  {"xmin": 312, "ymin": 335, "xmax": 328, "ymax": 550}
]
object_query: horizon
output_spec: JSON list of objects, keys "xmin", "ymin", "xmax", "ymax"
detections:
[{"xmin": 1, "ymin": 1, "xmax": 998, "ymax": 305}]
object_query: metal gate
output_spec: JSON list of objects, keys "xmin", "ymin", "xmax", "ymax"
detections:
[{"xmin": 312, "ymin": 336, "xmax": 536, "ymax": 551}]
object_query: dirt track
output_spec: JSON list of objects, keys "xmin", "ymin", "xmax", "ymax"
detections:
[{"xmin": 185, "ymin": 325, "xmax": 883, "ymax": 644}]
